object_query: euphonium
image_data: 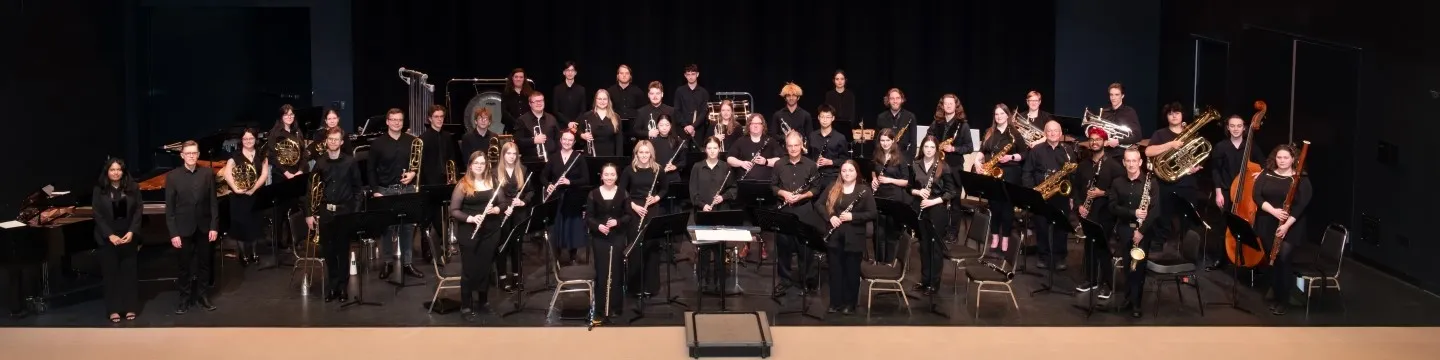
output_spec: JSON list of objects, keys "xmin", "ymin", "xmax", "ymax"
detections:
[
  {"xmin": 408, "ymin": 137, "xmax": 423, "ymax": 190},
  {"xmin": 274, "ymin": 137, "xmax": 302, "ymax": 167},
  {"xmin": 1081, "ymin": 108, "xmax": 1134, "ymax": 146},
  {"xmin": 1034, "ymin": 162, "xmax": 1078, "ymax": 200},
  {"xmin": 977, "ymin": 142, "xmax": 1012, "ymax": 178},
  {"xmin": 1011, "ymin": 111, "xmax": 1046, "ymax": 145},
  {"xmin": 1151, "ymin": 107, "xmax": 1221, "ymax": 182}
]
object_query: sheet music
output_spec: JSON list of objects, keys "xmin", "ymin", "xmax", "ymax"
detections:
[
  {"xmin": 1, "ymin": 220, "xmax": 26, "ymax": 229},
  {"xmin": 692, "ymin": 229, "xmax": 754, "ymax": 244}
]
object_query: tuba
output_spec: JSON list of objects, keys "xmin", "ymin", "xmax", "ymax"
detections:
[
  {"xmin": 1081, "ymin": 108, "xmax": 1134, "ymax": 146},
  {"xmin": 1034, "ymin": 162, "xmax": 1077, "ymax": 199},
  {"xmin": 274, "ymin": 137, "xmax": 302, "ymax": 167},
  {"xmin": 1150, "ymin": 107, "xmax": 1221, "ymax": 182},
  {"xmin": 408, "ymin": 137, "xmax": 423, "ymax": 190}
]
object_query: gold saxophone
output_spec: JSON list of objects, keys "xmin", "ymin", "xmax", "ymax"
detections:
[
  {"xmin": 1034, "ymin": 162, "xmax": 1077, "ymax": 199},
  {"xmin": 1130, "ymin": 174, "xmax": 1152, "ymax": 271},
  {"xmin": 408, "ymin": 137, "xmax": 423, "ymax": 190},
  {"xmin": 1150, "ymin": 107, "xmax": 1221, "ymax": 182},
  {"xmin": 977, "ymin": 142, "xmax": 1012, "ymax": 178}
]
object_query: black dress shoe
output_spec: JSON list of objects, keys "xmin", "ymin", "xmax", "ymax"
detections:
[
  {"xmin": 841, "ymin": 306, "xmax": 855, "ymax": 315},
  {"xmin": 911, "ymin": 283, "xmax": 927, "ymax": 292},
  {"xmin": 379, "ymin": 262, "xmax": 394, "ymax": 280},
  {"xmin": 403, "ymin": 264, "xmax": 425, "ymax": 278},
  {"xmin": 196, "ymin": 295, "xmax": 217, "ymax": 311},
  {"xmin": 772, "ymin": 283, "xmax": 790, "ymax": 297},
  {"xmin": 174, "ymin": 302, "xmax": 189, "ymax": 315}
]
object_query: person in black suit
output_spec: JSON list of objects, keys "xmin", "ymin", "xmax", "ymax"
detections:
[
  {"xmin": 165, "ymin": 140, "xmax": 220, "ymax": 315},
  {"xmin": 306, "ymin": 128, "xmax": 364, "ymax": 302},
  {"xmin": 93, "ymin": 158, "xmax": 143, "ymax": 322},
  {"xmin": 516, "ymin": 91, "xmax": 561, "ymax": 162},
  {"xmin": 817, "ymin": 160, "xmax": 876, "ymax": 315}
]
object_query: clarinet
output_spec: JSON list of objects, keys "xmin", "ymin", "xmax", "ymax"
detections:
[
  {"xmin": 823, "ymin": 188, "xmax": 869, "ymax": 240},
  {"xmin": 738, "ymin": 137, "xmax": 771, "ymax": 180},
  {"xmin": 917, "ymin": 159, "xmax": 939, "ymax": 220},
  {"xmin": 468, "ymin": 181, "xmax": 504, "ymax": 240},
  {"xmin": 1080, "ymin": 159, "xmax": 1103, "ymax": 214},
  {"xmin": 778, "ymin": 173, "xmax": 820, "ymax": 209},
  {"xmin": 542, "ymin": 153, "xmax": 581, "ymax": 202}
]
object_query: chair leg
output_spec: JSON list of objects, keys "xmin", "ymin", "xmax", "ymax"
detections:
[
  {"xmin": 1004, "ymin": 284, "xmax": 1018, "ymax": 310},
  {"xmin": 1304, "ymin": 278, "xmax": 1315, "ymax": 318},
  {"xmin": 866, "ymin": 281, "xmax": 874, "ymax": 316},
  {"xmin": 973, "ymin": 283, "xmax": 983, "ymax": 321},
  {"xmin": 546, "ymin": 284, "xmax": 563, "ymax": 318},
  {"xmin": 899, "ymin": 283, "xmax": 912, "ymax": 315},
  {"xmin": 429, "ymin": 282, "xmax": 443, "ymax": 313},
  {"xmin": 1193, "ymin": 275, "xmax": 1205, "ymax": 317}
]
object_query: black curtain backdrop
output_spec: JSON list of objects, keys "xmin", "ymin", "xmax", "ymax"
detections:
[
  {"xmin": 352, "ymin": 0, "xmax": 1055, "ymax": 132},
  {"xmin": 2, "ymin": 0, "xmax": 126, "ymax": 217}
]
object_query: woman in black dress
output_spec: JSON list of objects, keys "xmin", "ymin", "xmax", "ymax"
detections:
[
  {"xmin": 978, "ymin": 103, "xmax": 1029, "ymax": 252},
  {"xmin": 621, "ymin": 140, "xmax": 668, "ymax": 298},
  {"xmin": 222, "ymin": 128, "xmax": 269, "ymax": 265},
  {"xmin": 448, "ymin": 151, "xmax": 507, "ymax": 319},
  {"xmin": 587, "ymin": 163, "xmax": 632, "ymax": 323},
  {"xmin": 494, "ymin": 142, "xmax": 532, "ymax": 293},
  {"xmin": 869, "ymin": 128, "xmax": 910, "ymax": 263},
  {"xmin": 909, "ymin": 136, "xmax": 958, "ymax": 295},
  {"xmin": 544, "ymin": 131, "xmax": 591, "ymax": 265},
  {"xmin": 1251, "ymin": 144, "xmax": 1312, "ymax": 316},
  {"xmin": 819, "ymin": 160, "xmax": 876, "ymax": 315},
  {"xmin": 93, "ymin": 158, "xmax": 143, "ymax": 322},
  {"xmin": 579, "ymin": 89, "xmax": 625, "ymax": 156}
]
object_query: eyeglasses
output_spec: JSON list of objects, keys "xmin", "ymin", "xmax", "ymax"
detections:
[{"xmin": 181, "ymin": 151, "xmax": 199, "ymax": 156}]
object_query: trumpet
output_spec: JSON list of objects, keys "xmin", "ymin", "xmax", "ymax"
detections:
[
  {"xmin": 534, "ymin": 125, "xmax": 548, "ymax": 162},
  {"xmin": 584, "ymin": 119, "xmax": 596, "ymax": 156},
  {"xmin": 408, "ymin": 137, "xmax": 423, "ymax": 191},
  {"xmin": 648, "ymin": 113, "xmax": 658, "ymax": 136}
]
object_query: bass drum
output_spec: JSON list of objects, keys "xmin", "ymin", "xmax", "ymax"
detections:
[{"xmin": 464, "ymin": 90, "xmax": 506, "ymax": 135}]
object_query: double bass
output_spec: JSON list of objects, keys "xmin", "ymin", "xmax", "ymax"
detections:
[{"xmin": 1224, "ymin": 101, "xmax": 1267, "ymax": 267}]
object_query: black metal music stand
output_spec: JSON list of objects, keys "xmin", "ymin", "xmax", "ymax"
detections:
[
  {"xmin": 662, "ymin": 181, "xmax": 691, "ymax": 263},
  {"xmin": 1004, "ymin": 182, "xmax": 1076, "ymax": 297},
  {"xmin": 752, "ymin": 208, "xmax": 824, "ymax": 321},
  {"xmin": 623, "ymin": 211, "xmax": 691, "ymax": 323},
  {"xmin": 419, "ymin": 184, "xmax": 455, "ymax": 265},
  {"xmin": 337, "ymin": 209, "xmax": 400, "ymax": 309},
  {"xmin": 737, "ymin": 180, "xmax": 777, "ymax": 267},
  {"xmin": 1207, "ymin": 212, "xmax": 1259, "ymax": 314},
  {"xmin": 1077, "ymin": 218, "xmax": 1111, "ymax": 318},
  {"xmin": 251, "ymin": 177, "xmax": 306, "ymax": 271},
  {"xmin": 957, "ymin": 171, "xmax": 1008, "ymax": 261},
  {"xmin": 501, "ymin": 198, "xmax": 559, "ymax": 318},
  {"xmin": 693, "ymin": 210, "xmax": 752, "ymax": 306},
  {"xmin": 1171, "ymin": 193, "xmax": 1215, "ymax": 268},
  {"xmin": 364, "ymin": 191, "xmax": 429, "ymax": 292}
]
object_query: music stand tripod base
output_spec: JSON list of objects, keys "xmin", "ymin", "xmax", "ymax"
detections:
[{"xmin": 685, "ymin": 311, "xmax": 773, "ymax": 359}]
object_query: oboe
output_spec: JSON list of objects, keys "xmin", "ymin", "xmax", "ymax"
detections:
[
  {"xmin": 823, "ymin": 188, "xmax": 869, "ymax": 240},
  {"xmin": 468, "ymin": 181, "xmax": 504, "ymax": 240}
]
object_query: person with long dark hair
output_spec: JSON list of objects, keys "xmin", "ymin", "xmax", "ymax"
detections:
[
  {"xmin": 222, "ymin": 128, "xmax": 270, "ymax": 265},
  {"xmin": 1252, "ymin": 144, "xmax": 1312, "ymax": 316},
  {"xmin": 979, "ymin": 104, "xmax": 1030, "ymax": 253},
  {"xmin": 689, "ymin": 136, "xmax": 736, "ymax": 292},
  {"xmin": 819, "ymin": 160, "xmax": 875, "ymax": 315},
  {"xmin": 544, "ymin": 131, "xmax": 591, "ymax": 265},
  {"xmin": 93, "ymin": 158, "xmax": 143, "ymax": 322},
  {"xmin": 449, "ymin": 151, "xmax": 508, "ymax": 320},
  {"xmin": 651, "ymin": 114, "xmax": 686, "ymax": 215},
  {"xmin": 588, "ymin": 163, "xmax": 631, "ymax": 323},
  {"xmin": 870, "ymin": 128, "xmax": 911, "ymax": 263},
  {"xmin": 909, "ymin": 136, "xmax": 957, "ymax": 295}
]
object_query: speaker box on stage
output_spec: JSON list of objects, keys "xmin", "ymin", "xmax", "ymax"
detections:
[{"xmin": 683, "ymin": 311, "xmax": 773, "ymax": 358}]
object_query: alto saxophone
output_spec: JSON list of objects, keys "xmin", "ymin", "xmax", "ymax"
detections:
[
  {"xmin": 408, "ymin": 137, "xmax": 423, "ymax": 191},
  {"xmin": 977, "ymin": 142, "xmax": 1012, "ymax": 178},
  {"xmin": 1130, "ymin": 174, "xmax": 1152, "ymax": 271}
]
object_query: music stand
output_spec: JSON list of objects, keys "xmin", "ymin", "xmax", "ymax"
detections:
[
  {"xmin": 693, "ymin": 210, "xmax": 751, "ymax": 304},
  {"xmin": 1003, "ymin": 182, "xmax": 1076, "ymax": 297},
  {"xmin": 251, "ymin": 177, "xmax": 306, "ymax": 271},
  {"xmin": 874, "ymin": 197, "xmax": 944, "ymax": 316},
  {"xmin": 419, "ymin": 184, "xmax": 455, "ymax": 265},
  {"xmin": 501, "ymin": 198, "xmax": 560, "ymax": 318},
  {"xmin": 752, "ymin": 208, "xmax": 824, "ymax": 321},
  {"xmin": 365, "ymin": 191, "xmax": 430, "ymax": 292},
  {"xmin": 1077, "ymin": 218, "xmax": 1111, "ymax": 318},
  {"xmin": 737, "ymin": 180, "xmax": 776, "ymax": 266},
  {"xmin": 624, "ymin": 211, "xmax": 692, "ymax": 323},
  {"xmin": 663, "ymin": 181, "xmax": 691, "ymax": 263},
  {"xmin": 1207, "ymin": 212, "xmax": 1259, "ymax": 314},
  {"xmin": 336, "ymin": 209, "xmax": 400, "ymax": 309}
]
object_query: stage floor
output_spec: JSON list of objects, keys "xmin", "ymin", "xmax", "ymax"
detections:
[{"xmin": 3, "ymin": 224, "xmax": 1438, "ymax": 328}]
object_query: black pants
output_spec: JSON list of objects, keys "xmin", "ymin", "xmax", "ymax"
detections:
[
  {"xmin": 98, "ymin": 242, "xmax": 139, "ymax": 314},
  {"xmin": 319, "ymin": 209, "xmax": 351, "ymax": 292},
  {"xmin": 1117, "ymin": 225, "xmax": 1152, "ymax": 308},
  {"xmin": 873, "ymin": 214, "xmax": 899, "ymax": 263},
  {"xmin": 593, "ymin": 238, "xmax": 625, "ymax": 316},
  {"xmin": 460, "ymin": 221, "xmax": 502, "ymax": 308},
  {"xmin": 1264, "ymin": 234, "xmax": 1297, "ymax": 306},
  {"xmin": 1155, "ymin": 185, "xmax": 1198, "ymax": 243},
  {"xmin": 496, "ymin": 220, "xmax": 525, "ymax": 283},
  {"xmin": 175, "ymin": 230, "xmax": 214, "ymax": 302},
  {"xmin": 627, "ymin": 232, "xmax": 663, "ymax": 296},
  {"xmin": 776, "ymin": 233, "xmax": 816, "ymax": 287},
  {"xmin": 1081, "ymin": 230, "xmax": 1115, "ymax": 288},
  {"xmin": 697, "ymin": 243, "xmax": 726, "ymax": 291},
  {"xmin": 917, "ymin": 221, "xmax": 946, "ymax": 288},
  {"xmin": 827, "ymin": 248, "xmax": 861, "ymax": 309}
]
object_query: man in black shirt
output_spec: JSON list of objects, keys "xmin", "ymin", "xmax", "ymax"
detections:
[
  {"xmin": 551, "ymin": 61, "xmax": 588, "ymax": 130},
  {"xmin": 460, "ymin": 108, "xmax": 495, "ymax": 161},
  {"xmin": 672, "ymin": 64, "xmax": 709, "ymax": 141},
  {"xmin": 418, "ymin": 105, "xmax": 458, "ymax": 263},
  {"xmin": 1111, "ymin": 147, "xmax": 1161, "ymax": 318},
  {"xmin": 1206, "ymin": 114, "xmax": 1260, "ymax": 269},
  {"xmin": 823, "ymin": 70, "xmax": 856, "ymax": 128},
  {"xmin": 772, "ymin": 132, "xmax": 821, "ymax": 295},
  {"xmin": 1073, "ymin": 129, "xmax": 1124, "ymax": 295},
  {"xmin": 1099, "ymin": 83, "xmax": 1142, "ymax": 158},
  {"xmin": 806, "ymin": 105, "xmax": 850, "ymax": 192},
  {"xmin": 516, "ymin": 91, "xmax": 561, "ymax": 162},
  {"xmin": 635, "ymin": 81, "xmax": 674, "ymax": 140},
  {"xmin": 1021, "ymin": 121, "xmax": 1076, "ymax": 270},
  {"xmin": 165, "ymin": 140, "xmax": 219, "ymax": 314},
  {"xmin": 771, "ymin": 83, "xmax": 812, "ymax": 141},
  {"xmin": 307, "ymin": 128, "xmax": 363, "ymax": 301},
  {"xmin": 877, "ymin": 88, "xmax": 918, "ymax": 158},
  {"xmin": 1143, "ymin": 102, "xmax": 1203, "ymax": 245},
  {"xmin": 367, "ymin": 108, "xmax": 425, "ymax": 279},
  {"xmin": 607, "ymin": 65, "xmax": 644, "ymax": 121}
]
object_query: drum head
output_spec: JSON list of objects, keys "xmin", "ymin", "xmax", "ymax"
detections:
[{"xmin": 465, "ymin": 90, "xmax": 505, "ymax": 134}]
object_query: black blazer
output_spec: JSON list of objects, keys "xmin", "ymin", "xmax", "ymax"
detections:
[
  {"xmin": 815, "ymin": 186, "xmax": 876, "ymax": 253},
  {"xmin": 92, "ymin": 184, "xmax": 142, "ymax": 245},
  {"xmin": 164, "ymin": 166, "xmax": 219, "ymax": 238}
]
